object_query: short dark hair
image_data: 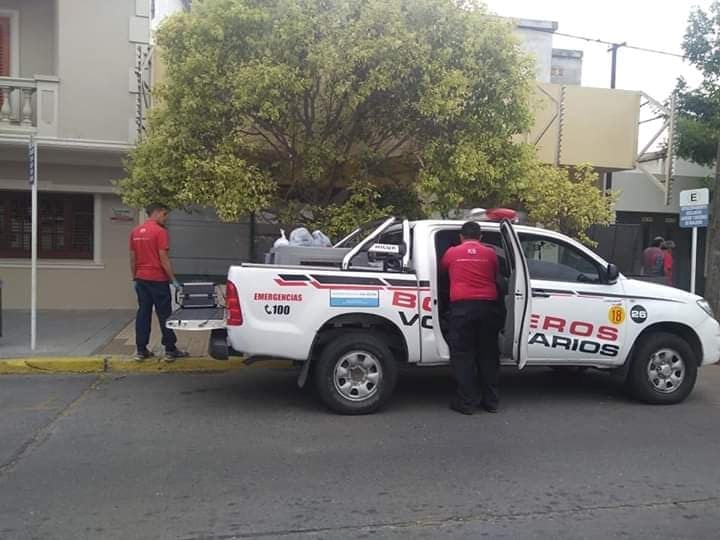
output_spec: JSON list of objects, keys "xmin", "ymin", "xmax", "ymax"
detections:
[
  {"xmin": 146, "ymin": 202, "xmax": 169, "ymax": 216},
  {"xmin": 652, "ymin": 236, "xmax": 664, "ymax": 247},
  {"xmin": 460, "ymin": 221, "xmax": 482, "ymax": 240}
]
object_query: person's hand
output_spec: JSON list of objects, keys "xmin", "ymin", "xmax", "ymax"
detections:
[{"xmin": 172, "ymin": 279, "xmax": 182, "ymax": 290}]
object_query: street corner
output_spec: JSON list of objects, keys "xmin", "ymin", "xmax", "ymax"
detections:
[{"xmin": 0, "ymin": 357, "xmax": 106, "ymax": 374}]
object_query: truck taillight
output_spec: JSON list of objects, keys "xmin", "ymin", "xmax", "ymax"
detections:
[{"xmin": 225, "ymin": 281, "xmax": 243, "ymax": 326}]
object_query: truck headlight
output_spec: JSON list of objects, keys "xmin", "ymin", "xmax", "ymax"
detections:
[{"xmin": 697, "ymin": 299, "xmax": 715, "ymax": 319}]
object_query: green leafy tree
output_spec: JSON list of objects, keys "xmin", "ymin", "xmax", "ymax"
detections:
[
  {"xmin": 119, "ymin": 0, "xmax": 536, "ymax": 236},
  {"xmin": 519, "ymin": 164, "xmax": 616, "ymax": 246},
  {"xmin": 676, "ymin": 1, "xmax": 720, "ymax": 310}
]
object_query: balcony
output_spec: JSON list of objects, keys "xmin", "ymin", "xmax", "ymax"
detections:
[{"xmin": 0, "ymin": 75, "xmax": 59, "ymax": 138}]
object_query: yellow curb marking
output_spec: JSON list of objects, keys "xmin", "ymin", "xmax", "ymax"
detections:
[{"xmin": 0, "ymin": 357, "xmax": 293, "ymax": 374}]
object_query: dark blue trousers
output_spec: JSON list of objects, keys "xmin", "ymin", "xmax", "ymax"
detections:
[{"xmin": 134, "ymin": 279, "xmax": 177, "ymax": 351}]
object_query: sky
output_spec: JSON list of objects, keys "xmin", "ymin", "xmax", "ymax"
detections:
[{"xmin": 485, "ymin": 0, "xmax": 712, "ymax": 98}]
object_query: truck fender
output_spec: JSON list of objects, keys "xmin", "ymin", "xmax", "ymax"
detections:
[{"xmin": 296, "ymin": 314, "xmax": 409, "ymax": 388}]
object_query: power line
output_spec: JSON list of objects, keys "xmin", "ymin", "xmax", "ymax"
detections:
[{"xmin": 544, "ymin": 29, "xmax": 687, "ymax": 59}]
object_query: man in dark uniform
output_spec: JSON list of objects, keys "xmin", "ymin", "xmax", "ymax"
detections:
[{"xmin": 441, "ymin": 221, "xmax": 502, "ymax": 415}]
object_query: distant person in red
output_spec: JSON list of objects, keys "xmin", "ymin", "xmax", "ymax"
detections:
[
  {"xmin": 642, "ymin": 236, "xmax": 665, "ymax": 277},
  {"xmin": 441, "ymin": 221, "xmax": 502, "ymax": 415},
  {"xmin": 662, "ymin": 240, "xmax": 675, "ymax": 286},
  {"xmin": 129, "ymin": 203, "xmax": 188, "ymax": 361}
]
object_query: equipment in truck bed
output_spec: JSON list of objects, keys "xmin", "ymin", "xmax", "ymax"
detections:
[
  {"xmin": 167, "ymin": 282, "xmax": 225, "ymax": 330},
  {"xmin": 265, "ymin": 246, "xmax": 370, "ymax": 267}
]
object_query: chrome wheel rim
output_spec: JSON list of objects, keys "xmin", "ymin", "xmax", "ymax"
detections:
[
  {"xmin": 333, "ymin": 351, "xmax": 382, "ymax": 402},
  {"xmin": 647, "ymin": 348, "xmax": 685, "ymax": 394}
]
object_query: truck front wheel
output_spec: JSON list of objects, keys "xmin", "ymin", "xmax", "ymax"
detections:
[
  {"xmin": 314, "ymin": 332, "xmax": 399, "ymax": 414},
  {"xmin": 627, "ymin": 332, "xmax": 698, "ymax": 404}
]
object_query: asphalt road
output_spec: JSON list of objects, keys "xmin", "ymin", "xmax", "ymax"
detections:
[{"xmin": 1, "ymin": 365, "xmax": 719, "ymax": 540}]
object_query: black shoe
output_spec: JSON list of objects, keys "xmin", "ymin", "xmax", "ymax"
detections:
[
  {"xmin": 134, "ymin": 350, "xmax": 154, "ymax": 362},
  {"xmin": 449, "ymin": 399, "xmax": 475, "ymax": 415},
  {"xmin": 482, "ymin": 402, "xmax": 499, "ymax": 414},
  {"xmin": 164, "ymin": 349, "xmax": 189, "ymax": 362}
]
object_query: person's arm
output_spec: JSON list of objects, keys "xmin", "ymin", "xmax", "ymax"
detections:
[
  {"xmin": 664, "ymin": 253, "xmax": 673, "ymax": 284},
  {"xmin": 157, "ymin": 227, "xmax": 179, "ymax": 287},
  {"xmin": 130, "ymin": 250, "xmax": 136, "ymax": 280},
  {"xmin": 440, "ymin": 248, "xmax": 451, "ymax": 272},
  {"xmin": 129, "ymin": 232, "xmax": 136, "ymax": 280},
  {"xmin": 159, "ymin": 250, "xmax": 178, "ymax": 284},
  {"xmin": 493, "ymin": 253, "xmax": 507, "ymax": 296}
]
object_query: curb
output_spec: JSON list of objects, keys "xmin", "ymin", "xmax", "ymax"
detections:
[{"xmin": 0, "ymin": 357, "xmax": 293, "ymax": 375}]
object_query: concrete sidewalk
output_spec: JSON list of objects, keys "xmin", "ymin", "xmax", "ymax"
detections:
[
  {"xmin": 0, "ymin": 310, "xmax": 134, "ymax": 358},
  {"xmin": 99, "ymin": 315, "xmax": 211, "ymax": 357}
]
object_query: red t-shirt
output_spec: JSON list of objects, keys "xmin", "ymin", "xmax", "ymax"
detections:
[
  {"xmin": 130, "ymin": 220, "xmax": 170, "ymax": 282},
  {"xmin": 441, "ymin": 240, "xmax": 499, "ymax": 302},
  {"xmin": 663, "ymin": 251, "xmax": 673, "ymax": 285}
]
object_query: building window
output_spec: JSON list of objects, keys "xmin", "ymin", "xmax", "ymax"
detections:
[
  {"xmin": 0, "ymin": 16, "xmax": 9, "ymax": 77},
  {"xmin": 0, "ymin": 191, "xmax": 94, "ymax": 259}
]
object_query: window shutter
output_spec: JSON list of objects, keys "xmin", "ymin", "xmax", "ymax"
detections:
[{"xmin": 0, "ymin": 17, "xmax": 10, "ymax": 77}]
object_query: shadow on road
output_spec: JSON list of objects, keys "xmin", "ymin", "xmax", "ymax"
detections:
[{"xmin": 158, "ymin": 365, "xmax": 640, "ymax": 414}]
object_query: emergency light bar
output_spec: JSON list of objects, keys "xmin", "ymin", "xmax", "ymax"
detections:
[{"xmin": 469, "ymin": 208, "xmax": 519, "ymax": 223}]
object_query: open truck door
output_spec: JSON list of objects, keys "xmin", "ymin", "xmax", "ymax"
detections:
[{"xmin": 499, "ymin": 219, "xmax": 532, "ymax": 369}]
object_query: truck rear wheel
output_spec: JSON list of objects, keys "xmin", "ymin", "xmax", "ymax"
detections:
[
  {"xmin": 627, "ymin": 332, "xmax": 698, "ymax": 404},
  {"xmin": 314, "ymin": 332, "xmax": 399, "ymax": 414}
]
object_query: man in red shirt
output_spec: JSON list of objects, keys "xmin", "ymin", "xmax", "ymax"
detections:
[
  {"xmin": 129, "ymin": 203, "xmax": 188, "ymax": 361},
  {"xmin": 662, "ymin": 240, "xmax": 675, "ymax": 286},
  {"xmin": 641, "ymin": 236, "xmax": 665, "ymax": 277},
  {"xmin": 441, "ymin": 221, "xmax": 502, "ymax": 415}
]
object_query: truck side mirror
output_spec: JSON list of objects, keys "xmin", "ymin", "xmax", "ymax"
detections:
[{"xmin": 606, "ymin": 263, "xmax": 619, "ymax": 284}]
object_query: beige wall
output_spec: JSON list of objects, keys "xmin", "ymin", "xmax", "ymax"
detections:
[
  {"xmin": 55, "ymin": 0, "xmax": 138, "ymax": 142},
  {"xmin": 528, "ymin": 83, "xmax": 641, "ymax": 171},
  {"xmin": 0, "ymin": 0, "xmax": 55, "ymax": 76},
  {"xmin": 1, "ymin": 193, "xmax": 137, "ymax": 309}
]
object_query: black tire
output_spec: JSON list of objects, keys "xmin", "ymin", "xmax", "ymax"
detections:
[
  {"xmin": 313, "ymin": 331, "xmax": 399, "ymax": 414},
  {"xmin": 627, "ymin": 332, "xmax": 698, "ymax": 404}
]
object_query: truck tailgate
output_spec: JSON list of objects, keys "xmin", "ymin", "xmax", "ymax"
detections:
[{"xmin": 166, "ymin": 307, "xmax": 225, "ymax": 330}]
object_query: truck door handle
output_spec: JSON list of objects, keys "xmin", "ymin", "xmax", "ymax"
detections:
[{"xmin": 532, "ymin": 290, "xmax": 551, "ymax": 298}]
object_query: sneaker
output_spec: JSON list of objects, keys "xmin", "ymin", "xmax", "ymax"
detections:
[
  {"xmin": 134, "ymin": 350, "xmax": 155, "ymax": 362},
  {"xmin": 164, "ymin": 349, "xmax": 189, "ymax": 362}
]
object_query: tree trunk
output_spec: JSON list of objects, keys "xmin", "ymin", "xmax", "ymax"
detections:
[{"xmin": 704, "ymin": 139, "xmax": 720, "ymax": 312}]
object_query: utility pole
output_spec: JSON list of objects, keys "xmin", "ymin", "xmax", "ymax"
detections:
[
  {"xmin": 609, "ymin": 42, "xmax": 626, "ymax": 89},
  {"xmin": 604, "ymin": 42, "xmax": 627, "ymax": 194}
]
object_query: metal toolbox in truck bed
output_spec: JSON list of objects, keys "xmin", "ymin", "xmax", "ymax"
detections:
[
  {"xmin": 167, "ymin": 282, "xmax": 225, "ymax": 331},
  {"xmin": 166, "ymin": 307, "xmax": 225, "ymax": 330}
]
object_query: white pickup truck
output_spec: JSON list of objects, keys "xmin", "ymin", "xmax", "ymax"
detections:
[{"xmin": 170, "ymin": 215, "xmax": 720, "ymax": 414}]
